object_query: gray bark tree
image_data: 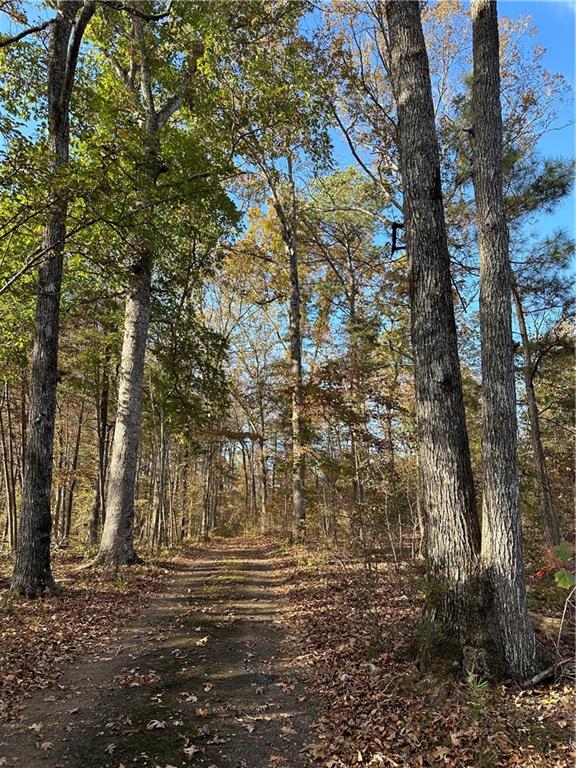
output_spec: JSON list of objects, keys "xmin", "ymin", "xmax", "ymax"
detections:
[
  {"xmin": 384, "ymin": 0, "xmax": 484, "ymax": 668},
  {"xmin": 0, "ymin": 384, "xmax": 18, "ymax": 550},
  {"xmin": 96, "ymin": 242, "xmax": 151, "ymax": 564},
  {"xmin": 11, "ymin": 1, "xmax": 95, "ymax": 597},
  {"xmin": 471, "ymin": 0, "xmax": 541, "ymax": 680},
  {"xmin": 269, "ymin": 157, "xmax": 306, "ymax": 528},
  {"xmin": 511, "ymin": 283, "xmax": 561, "ymax": 546},
  {"xmin": 95, "ymin": 14, "xmax": 196, "ymax": 565}
]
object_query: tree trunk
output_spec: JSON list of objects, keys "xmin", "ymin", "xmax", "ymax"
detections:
[
  {"xmin": 284, "ymin": 176, "xmax": 307, "ymax": 528},
  {"xmin": 271, "ymin": 157, "xmax": 306, "ymax": 528},
  {"xmin": 53, "ymin": 423, "xmax": 65, "ymax": 543},
  {"xmin": 19, "ymin": 368, "xmax": 27, "ymax": 491},
  {"xmin": 11, "ymin": 1, "xmax": 94, "ymax": 597},
  {"xmin": 471, "ymin": 0, "xmax": 539, "ymax": 679},
  {"xmin": 512, "ymin": 283, "xmax": 561, "ymax": 546},
  {"xmin": 180, "ymin": 449, "xmax": 190, "ymax": 541},
  {"xmin": 63, "ymin": 401, "xmax": 84, "ymax": 541},
  {"xmin": 259, "ymin": 437, "xmax": 268, "ymax": 534},
  {"xmin": 89, "ymin": 343, "xmax": 112, "ymax": 545},
  {"xmin": 95, "ymin": 13, "xmax": 184, "ymax": 565},
  {"xmin": 250, "ymin": 443, "xmax": 258, "ymax": 522},
  {"xmin": 0, "ymin": 389, "xmax": 17, "ymax": 550},
  {"xmin": 152, "ymin": 409, "xmax": 169, "ymax": 549},
  {"xmin": 96, "ymin": 249, "xmax": 151, "ymax": 565},
  {"xmin": 241, "ymin": 442, "xmax": 250, "ymax": 515},
  {"xmin": 201, "ymin": 452, "xmax": 212, "ymax": 541},
  {"xmin": 385, "ymin": 0, "xmax": 485, "ymax": 670},
  {"xmin": 288, "ymin": 244, "xmax": 306, "ymax": 527}
]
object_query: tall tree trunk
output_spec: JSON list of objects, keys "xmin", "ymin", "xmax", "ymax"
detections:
[
  {"xmin": 96, "ymin": 249, "xmax": 151, "ymax": 565},
  {"xmin": 512, "ymin": 284, "xmax": 561, "ymax": 546},
  {"xmin": 259, "ymin": 437, "xmax": 268, "ymax": 534},
  {"xmin": 89, "ymin": 343, "xmax": 112, "ymax": 545},
  {"xmin": 19, "ymin": 367, "xmax": 27, "ymax": 491},
  {"xmin": 201, "ymin": 452, "xmax": 212, "ymax": 541},
  {"xmin": 94, "ymin": 13, "xmax": 186, "ymax": 565},
  {"xmin": 0, "ymin": 390, "xmax": 17, "ymax": 550},
  {"xmin": 11, "ymin": 1, "xmax": 94, "ymax": 597},
  {"xmin": 270, "ymin": 157, "xmax": 306, "ymax": 528},
  {"xmin": 385, "ymin": 0, "xmax": 484, "ymax": 669},
  {"xmin": 63, "ymin": 401, "xmax": 84, "ymax": 541},
  {"xmin": 241, "ymin": 442, "xmax": 250, "ymax": 515},
  {"xmin": 180, "ymin": 449, "xmax": 190, "ymax": 541},
  {"xmin": 250, "ymin": 443, "xmax": 258, "ymax": 521},
  {"xmin": 153, "ymin": 410, "xmax": 169, "ymax": 549},
  {"xmin": 53, "ymin": 423, "xmax": 65, "ymax": 543},
  {"xmin": 471, "ymin": 0, "xmax": 539, "ymax": 679},
  {"xmin": 288, "ymin": 235, "xmax": 306, "ymax": 527}
]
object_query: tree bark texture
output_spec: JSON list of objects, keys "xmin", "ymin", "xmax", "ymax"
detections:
[
  {"xmin": 95, "ymin": 13, "xmax": 188, "ymax": 564},
  {"xmin": 288, "ymin": 236, "xmax": 306, "ymax": 525},
  {"xmin": 11, "ymin": 1, "xmax": 94, "ymax": 597},
  {"xmin": 88, "ymin": 345, "xmax": 112, "ymax": 545},
  {"xmin": 471, "ymin": 0, "xmax": 539, "ymax": 679},
  {"xmin": 269, "ymin": 155, "xmax": 306, "ymax": 528},
  {"xmin": 385, "ymin": 0, "xmax": 485, "ymax": 668},
  {"xmin": 96, "ymin": 249, "xmax": 151, "ymax": 565}
]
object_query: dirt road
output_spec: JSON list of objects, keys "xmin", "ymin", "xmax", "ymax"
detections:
[{"xmin": 0, "ymin": 540, "xmax": 314, "ymax": 768}]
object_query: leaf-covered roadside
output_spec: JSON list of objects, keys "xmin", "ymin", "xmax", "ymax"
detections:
[
  {"xmin": 0, "ymin": 551, "xmax": 179, "ymax": 724},
  {"xmin": 284, "ymin": 552, "xmax": 575, "ymax": 768}
]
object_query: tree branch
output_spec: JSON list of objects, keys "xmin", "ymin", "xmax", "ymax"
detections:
[
  {"xmin": 105, "ymin": 1, "xmax": 173, "ymax": 22},
  {"xmin": 63, "ymin": 2, "xmax": 97, "ymax": 106},
  {"xmin": 0, "ymin": 18, "xmax": 55, "ymax": 48},
  {"xmin": 0, "ymin": 217, "xmax": 98, "ymax": 297}
]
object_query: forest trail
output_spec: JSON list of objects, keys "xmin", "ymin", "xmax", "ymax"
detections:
[{"xmin": 0, "ymin": 540, "xmax": 314, "ymax": 768}]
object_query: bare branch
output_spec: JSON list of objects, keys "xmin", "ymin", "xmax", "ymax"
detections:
[
  {"xmin": 0, "ymin": 17, "xmax": 55, "ymax": 48},
  {"xmin": 105, "ymin": 0, "xmax": 172, "ymax": 22}
]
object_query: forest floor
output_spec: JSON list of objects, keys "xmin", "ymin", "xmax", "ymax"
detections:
[
  {"xmin": 283, "ymin": 547, "xmax": 575, "ymax": 768},
  {"xmin": 0, "ymin": 538, "xmax": 574, "ymax": 768}
]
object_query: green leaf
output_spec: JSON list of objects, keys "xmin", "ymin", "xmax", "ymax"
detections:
[{"xmin": 554, "ymin": 569, "xmax": 576, "ymax": 590}]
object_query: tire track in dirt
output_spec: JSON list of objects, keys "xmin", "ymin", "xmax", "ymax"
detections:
[{"xmin": 0, "ymin": 539, "xmax": 314, "ymax": 768}]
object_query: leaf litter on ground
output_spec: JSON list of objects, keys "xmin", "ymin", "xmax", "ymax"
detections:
[{"xmin": 283, "ymin": 549, "xmax": 575, "ymax": 768}]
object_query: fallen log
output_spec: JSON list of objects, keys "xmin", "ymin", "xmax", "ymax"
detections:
[{"xmin": 528, "ymin": 610, "xmax": 573, "ymax": 639}]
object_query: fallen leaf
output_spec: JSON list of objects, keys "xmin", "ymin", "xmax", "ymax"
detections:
[
  {"xmin": 183, "ymin": 744, "xmax": 201, "ymax": 758},
  {"xmin": 181, "ymin": 693, "xmax": 198, "ymax": 703},
  {"xmin": 146, "ymin": 719, "xmax": 167, "ymax": 730}
]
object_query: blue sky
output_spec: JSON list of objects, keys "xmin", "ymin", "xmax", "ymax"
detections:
[
  {"xmin": 327, "ymin": 0, "xmax": 575, "ymax": 240},
  {"xmin": 503, "ymin": 1, "xmax": 575, "ymax": 235},
  {"xmin": 1, "ymin": 1, "xmax": 573, "ymax": 238}
]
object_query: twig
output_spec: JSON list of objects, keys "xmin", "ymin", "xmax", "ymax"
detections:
[{"xmin": 522, "ymin": 658, "xmax": 573, "ymax": 689}]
